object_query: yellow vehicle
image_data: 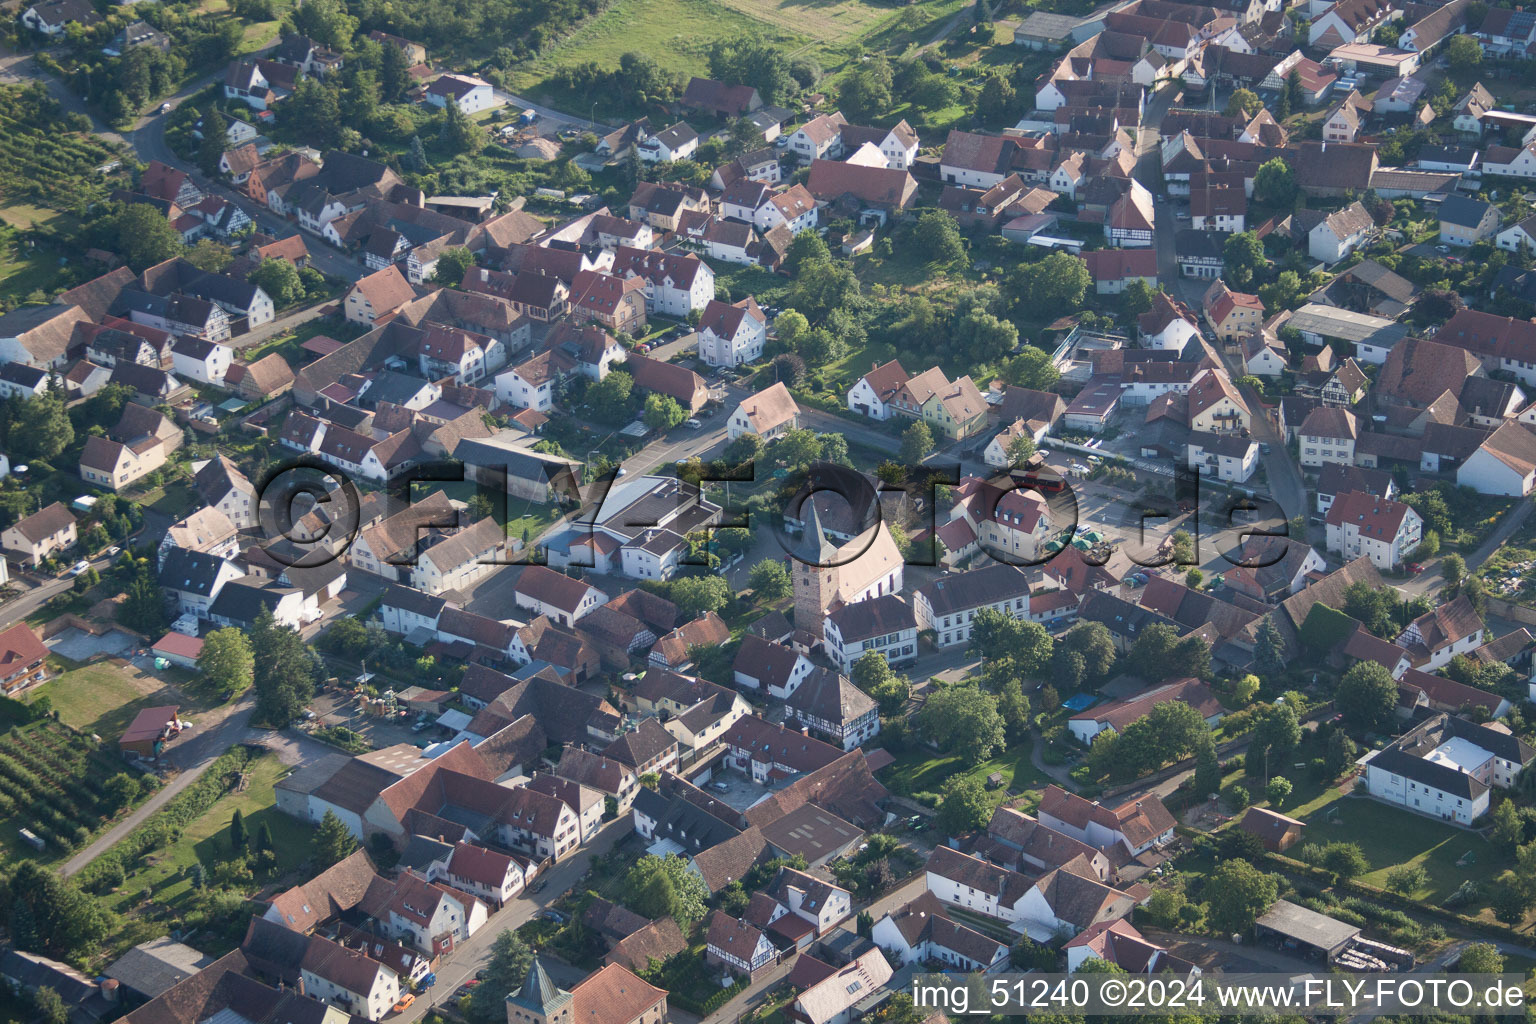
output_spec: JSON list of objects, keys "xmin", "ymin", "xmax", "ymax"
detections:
[{"xmin": 394, "ymin": 993, "xmax": 416, "ymax": 1012}]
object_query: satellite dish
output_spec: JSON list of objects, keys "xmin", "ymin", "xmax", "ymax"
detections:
[{"xmin": 622, "ymin": 673, "xmax": 638, "ymax": 681}]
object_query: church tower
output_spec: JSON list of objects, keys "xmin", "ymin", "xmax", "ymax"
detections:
[
  {"xmin": 792, "ymin": 498, "xmax": 842, "ymax": 637},
  {"xmin": 506, "ymin": 959, "xmax": 573, "ymax": 1024}
]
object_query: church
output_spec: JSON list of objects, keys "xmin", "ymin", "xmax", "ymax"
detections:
[{"xmin": 791, "ymin": 493, "xmax": 905, "ymax": 637}]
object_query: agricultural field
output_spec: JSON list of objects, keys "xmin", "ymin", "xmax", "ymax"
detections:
[
  {"xmin": 504, "ymin": 0, "xmax": 965, "ymax": 103},
  {"xmin": 0, "ymin": 719, "xmax": 139, "ymax": 863}
]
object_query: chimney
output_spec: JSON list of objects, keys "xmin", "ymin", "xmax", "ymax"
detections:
[{"xmin": 298, "ymin": 977, "xmax": 306, "ymax": 996}]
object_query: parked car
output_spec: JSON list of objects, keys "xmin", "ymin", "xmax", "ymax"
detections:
[
  {"xmin": 68, "ymin": 560, "xmax": 90, "ymax": 576},
  {"xmin": 713, "ymin": 781, "xmax": 729, "ymax": 792},
  {"xmin": 684, "ymin": 418, "xmax": 702, "ymax": 429},
  {"xmin": 1407, "ymin": 562, "xmax": 1425, "ymax": 573},
  {"xmin": 394, "ymin": 994, "xmax": 416, "ymax": 1012}
]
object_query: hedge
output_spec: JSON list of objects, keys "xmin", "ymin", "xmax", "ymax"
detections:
[
  {"xmin": 670, "ymin": 976, "xmax": 748, "ymax": 1015},
  {"xmin": 76, "ymin": 745, "xmax": 261, "ymax": 890}
]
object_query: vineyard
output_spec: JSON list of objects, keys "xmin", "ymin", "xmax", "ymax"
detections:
[
  {"xmin": 0, "ymin": 84, "xmax": 124, "ymax": 214},
  {"xmin": 0, "ymin": 719, "xmax": 130, "ymax": 859}
]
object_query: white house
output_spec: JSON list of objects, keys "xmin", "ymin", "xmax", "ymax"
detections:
[
  {"xmin": 639, "ymin": 123, "xmax": 701, "ymax": 164},
  {"xmin": 443, "ymin": 842, "xmax": 526, "ymax": 908},
  {"xmin": 300, "ymin": 935, "xmax": 400, "ymax": 1022},
  {"xmin": 697, "ymin": 297, "xmax": 767, "ymax": 367},
  {"xmin": 170, "ymin": 336, "xmax": 232, "ymax": 385},
  {"xmin": 871, "ymin": 893, "xmax": 1010, "ymax": 973},
  {"xmin": 1396, "ymin": 596, "xmax": 1484, "ymax": 671},
  {"xmin": 1187, "ymin": 431, "xmax": 1259, "ymax": 483},
  {"xmin": 1361, "ymin": 713, "xmax": 1535, "ymax": 826},
  {"xmin": 847, "ymin": 359, "xmax": 909, "ymax": 421},
  {"xmin": 610, "ymin": 247, "xmax": 715, "ymax": 317},
  {"xmin": 1298, "ymin": 406, "xmax": 1359, "ymax": 468},
  {"xmin": 727, "ymin": 382, "xmax": 799, "ymax": 442},
  {"xmin": 912, "ymin": 564, "xmax": 1031, "ymax": 648},
  {"xmin": 1306, "ymin": 202, "xmax": 1376, "ymax": 263},
  {"xmin": 822, "ymin": 595, "xmax": 917, "ymax": 674},
  {"xmin": 1458, "ymin": 421, "xmax": 1536, "ymax": 496},
  {"xmin": 426, "ymin": 74, "xmax": 497, "ymax": 114},
  {"xmin": 1324, "ymin": 490, "xmax": 1423, "ymax": 570}
]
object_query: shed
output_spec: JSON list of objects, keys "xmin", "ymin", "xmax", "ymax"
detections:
[
  {"xmin": 1254, "ymin": 899, "xmax": 1360, "ymax": 960},
  {"xmin": 1238, "ymin": 806, "xmax": 1305, "ymax": 851},
  {"xmin": 151, "ymin": 631, "xmax": 204, "ymax": 669},
  {"xmin": 119, "ymin": 705, "xmax": 185, "ymax": 759},
  {"xmin": 103, "ymin": 937, "xmax": 214, "ymax": 1001}
]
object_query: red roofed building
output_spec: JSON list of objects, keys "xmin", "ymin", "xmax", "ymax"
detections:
[
  {"xmin": 1037, "ymin": 785, "xmax": 1176, "ymax": 857},
  {"xmin": 0, "ymin": 624, "xmax": 48, "ymax": 695},
  {"xmin": 1081, "ymin": 248, "xmax": 1157, "ymax": 295},
  {"xmin": 1324, "ymin": 489, "xmax": 1423, "ymax": 570}
]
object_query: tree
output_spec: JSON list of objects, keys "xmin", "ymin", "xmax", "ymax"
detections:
[
  {"xmin": 198, "ymin": 627, "xmax": 254, "ymax": 697},
  {"xmin": 1259, "ymin": 269, "xmax": 1306, "ymax": 312},
  {"xmin": 1459, "ymin": 942, "xmax": 1505, "ymax": 974},
  {"xmin": 1059, "ymin": 621, "xmax": 1116, "ymax": 683},
  {"xmin": 1336, "ymin": 661, "xmax": 1398, "ymax": 731},
  {"xmin": 1225, "ymin": 88, "xmax": 1262, "ymax": 118},
  {"xmin": 288, "ymin": 78, "xmax": 343, "ymax": 149},
  {"xmin": 625, "ymin": 854, "xmax": 709, "ymax": 927},
  {"xmin": 198, "ymin": 108, "xmax": 228, "ymax": 176},
  {"xmin": 1442, "ymin": 553, "xmax": 1466, "ymax": 589},
  {"xmin": 110, "ymin": 201, "xmax": 183, "ymax": 271},
  {"xmin": 251, "ymin": 608, "xmax": 317, "ymax": 727},
  {"xmin": 1253, "ymin": 158, "xmax": 1297, "ymax": 208},
  {"xmin": 119, "ymin": 563, "xmax": 167, "ymax": 634},
  {"xmin": 1223, "ymin": 231, "xmax": 1266, "ymax": 289},
  {"xmin": 668, "ymin": 574, "xmax": 731, "ymax": 618},
  {"xmin": 249, "ymin": 257, "xmax": 303, "ymax": 308},
  {"xmin": 229, "ymin": 807, "xmax": 247, "ymax": 854},
  {"xmin": 1446, "ymin": 33, "xmax": 1483, "ymax": 72},
  {"xmin": 4, "ymin": 862, "xmax": 111, "ymax": 961},
  {"xmin": 1233, "ymin": 673, "xmax": 1260, "ymax": 705},
  {"xmin": 186, "ymin": 238, "xmax": 234, "ymax": 273},
  {"xmin": 1249, "ymin": 702, "xmax": 1301, "ymax": 771},
  {"xmin": 1009, "ymin": 251, "xmax": 1090, "ymax": 314},
  {"xmin": 431, "ymin": 247, "xmax": 475, "ymax": 287},
  {"xmin": 586, "ymin": 370, "xmax": 635, "ymax": 424},
  {"xmin": 1186, "ymin": 568, "xmax": 1203, "ymax": 589},
  {"xmin": 437, "ymin": 100, "xmax": 485, "ymax": 155},
  {"xmin": 838, "ymin": 56, "xmax": 893, "ymax": 121},
  {"xmin": 31, "ymin": 987, "xmax": 67, "ymax": 1024},
  {"xmin": 289, "ymin": 0, "xmax": 356, "ymax": 47},
  {"xmin": 747, "ymin": 558, "xmax": 790, "ymax": 602},
  {"xmin": 1385, "ymin": 864, "xmax": 1428, "ymax": 895},
  {"xmin": 469, "ymin": 930, "xmax": 534, "ymax": 1022},
  {"xmin": 901, "ymin": 420, "xmax": 934, "ymax": 464},
  {"xmin": 916, "ymin": 684, "xmax": 1007, "ymax": 766},
  {"xmin": 1005, "ymin": 433, "xmax": 1036, "ymax": 468},
  {"xmin": 1120, "ymin": 279, "xmax": 1155, "ymax": 323},
  {"xmin": 976, "ymin": 72, "xmax": 1016, "ymax": 125},
  {"xmin": 1266, "ymin": 776, "xmax": 1292, "ymax": 807},
  {"xmin": 255, "ymin": 821, "xmax": 275, "ymax": 854},
  {"xmin": 1493, "ymin": 798, "xmax": 1523, "ymax": 849},
  {"xmin": 102, "ymin": 772, "xmax": 139, "ymax": 814},
  {"xmin": 14, "ymin": 392, "xmax": 73, "ymax": 462},
  {"xmin": 642, "ymin": 393, "xmax": 687, "ymax": 432},
  {"xmin": 1193, "ymin": 731, "xmax": 1221, "ymax": 798},
  {"xmin": 1321, "ymin": 842, "xmax": 1369, "ymax": 879},
  {"xmin": 936, "ymin": 775, "xmax": 993, "ymax": 836},
  {"xmin": 1002, "ymin": 346, "xmax": 1061, "ymax": 391},
  {"xmin": 1254, "ymin": 615, "xmax": 1285, "ymax": 678},
  {"xmin": 1203, "ymin": 860, "xmax": 1277, "ymax": 934},
  {"xmin": 912, "ymin": 210, "xmax": 966, "ymax": 268},
  {"xmin": 315, "ymin": 809, "xmax": 357, "ymax": 867},
  {"xmin": 852, "ymin": 652, "xmax": 909, "ymax": 716}
]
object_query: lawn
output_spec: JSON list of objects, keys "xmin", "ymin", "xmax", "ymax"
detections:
[
  {"xmin": 28, "ymin": 660, "xmax": 221, "ymax": 739},
  {"xmin": 136, "ymin": 478, "xmax": 201, "ymax": 520},
  {"xmin": 423, "ymin": 479, "xmax": 565, "ymax": 544},
  {"xmin": 104, "ymin": 754, "xmax": 316, "ymax": 919},
  {"xmin": 1300, "ymin": 797, "xmax": 1506, "ymax": 906},
  {"xmin": 882, "ymin": 740, "xmax": 1052, "ymax": 810}
]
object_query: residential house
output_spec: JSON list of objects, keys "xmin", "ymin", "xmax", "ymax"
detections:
[
  {"xmin": 1, "ymin": 503, "xmax": 75, "ymax": 568},
  {"xmin": 1440, "ymin": 195, "xmax": 1502, "ymax": 247},
  {"xmin": 1037, "ymin": 785, "xmax": 1176, "ymax": 856},
  {"xmin": 1325, "ymin": 490, "xmax": 1424, "ymax": 570},
  {"xmin": 728, "ymin": 383, "xmax": 799, "ymax": 442},
  {"xmin": 913, "ymin": 564, "xmax": 1032, "ymax": 648},
  {"xmin": 1396, "ymin": 595, "xmax": 1484, "ymax": 670},
  {"xmin": 1361, "ymin": 712, "xmax": 1534, "ymax": 824}
]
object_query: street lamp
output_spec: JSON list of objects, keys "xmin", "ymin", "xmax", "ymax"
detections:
[{"xmin": 591, "ymin": 103, "xmax": 597, "ymax": 131}]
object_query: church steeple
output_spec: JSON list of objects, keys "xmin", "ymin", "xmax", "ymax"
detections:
[{"xmin": 506, "ymin": 958, "xmax": 573, "ymax": 1024}]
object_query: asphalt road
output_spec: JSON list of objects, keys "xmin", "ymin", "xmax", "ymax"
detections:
[{"xmin": 404, "ymin": 819, "xmax": 634, "ymax": 1022}]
